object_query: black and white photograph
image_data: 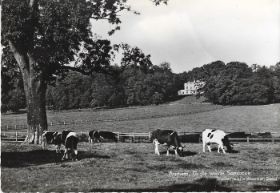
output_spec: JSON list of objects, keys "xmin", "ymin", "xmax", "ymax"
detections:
[{"xmin": 1, "ymin": 0, "xmax": 280, "ymax": 192}]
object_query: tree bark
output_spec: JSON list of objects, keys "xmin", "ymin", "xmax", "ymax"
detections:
[{"xmin": 9, "ymin": 41, "xmax": 48, "ymax": 144}]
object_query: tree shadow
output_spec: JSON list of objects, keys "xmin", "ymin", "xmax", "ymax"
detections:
[
  {"xmin": 90, "ymin": 178, "xmax": 234, "ymax": 192},
  {"xmin": 1, "ymin": 150, "xmax": 110, "ymax": 168}
]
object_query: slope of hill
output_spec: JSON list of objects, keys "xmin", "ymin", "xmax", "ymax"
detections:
[{"xmin": 2, "ymin": 100, "xmax": 279, "ymax": 134}]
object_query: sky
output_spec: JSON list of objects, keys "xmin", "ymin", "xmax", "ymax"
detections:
[{"xmin": 93, "ymin": 0, "xmax": 280, "ymax": 73}]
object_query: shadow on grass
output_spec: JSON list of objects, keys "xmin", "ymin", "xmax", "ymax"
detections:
[
  {"xmin": 90, "ymin": 178, "xmax": 234, "ymax": 192},
  {"xmin": 229, "ymin": 149, "xmax": 239, "ymax": 153},
  {"xmin": 208, "ymin": 147, "xmax": 239, "ymax": 154},
  {"xmin": 160, "ymin": 150, "xmax": 197, "ymax": 157},
  {"xmin": 1, "ymin": 150, "xmax": 110, "ymax": 168}
]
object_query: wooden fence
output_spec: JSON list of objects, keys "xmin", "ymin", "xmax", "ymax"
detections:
[
  {"xmin": 1, "ymin": 131, "xmax": 27, "ymax": 142},
  {"xmin": 1, "ymin": 131, "xmax": 280, "ymax": 143}
]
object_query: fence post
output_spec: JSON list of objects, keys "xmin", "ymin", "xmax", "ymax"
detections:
[
  {"xmin": 15, "ymin": 131, "xmax": 18, "ymax": 142},
  {"xmin": 247, "ymin": 136, "xmax": 250, "ymax": 144},
  {"xmin": 117, "ymin": 132, "xmax": 120, "ymax": 142}
]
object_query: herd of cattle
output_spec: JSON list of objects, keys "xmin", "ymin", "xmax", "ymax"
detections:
[{"xmin": 42, "ymin": 128, "xmax": 237, "ymax": 161}]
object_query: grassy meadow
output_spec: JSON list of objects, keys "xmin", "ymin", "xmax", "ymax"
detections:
[
  {"xmin": 1, "ymin": 97, "xmax": 280, "ymax": 191},
  {"xmin": 1, "ymin": 97, "xmax": 280, "ymax": 134},
  {"xmin": 1, "ymin": 142, "xmax": 280, "ymax": 192}
]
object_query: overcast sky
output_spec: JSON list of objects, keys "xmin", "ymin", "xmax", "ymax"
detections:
[{"xmin": 92, "ymin": 0, "xmax": 280, "ymax": 73}]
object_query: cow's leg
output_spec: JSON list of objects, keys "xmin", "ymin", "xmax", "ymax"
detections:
[
  {"xmin": 220, "ymin": 145, "xmax": 226, "ymax": 154},
  {"xmin": 56, "ymin": 144, "xmax": 61, "ymax": 153},
  {"xmin": 207, "ymin": 144, "xmax": 212, "ymax": 152},
  {"xmin": 62, "ymin": 148, "xmax": 70, "ymax": 160},
  {"xmin": 175, "ymin": 148, "xmax": 178, "ymax": 156},
  {"xmin": 166, "ymin": 147, "xmax": 170, "ymax": 156},
  {"xmin": 88, "ymin": 137, "xmax": 92, "ymax": 144},
  {"xmin": 203, "ymin": 141, "xmax": 206, "ymax": 152},
  {"xmin": 42, "ymin": 139, "xmax": 47, "ymax": 150},
  {"xmin": 62, "ymin": 151, "xmax": 67, "ymax": 160},
  {"xmin": 154, "ymin": 140, "xmax": 160, "ymax": 155},
  {"xmin": 217, "ymin": 145, "xmax": 220, "ymax": 153},
  {"xmin": 73, "ymin": 149, "xmax": 78, "ymax": 161}
]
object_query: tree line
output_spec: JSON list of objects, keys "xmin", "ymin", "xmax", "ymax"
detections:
[
  {"xmin": 2, "ymin": 58, "xmax": 280, "ymax": 112},
  {"xmin": 180, "ymin": 61, "xmax": 280, "ymax": 105},
  {"xmin": 2, "ymin": 43, "xmax": 183, "ymax": 112},
  {"xmin": 46, "ymin": 62, "xmax": 181, "ymax": 110}
]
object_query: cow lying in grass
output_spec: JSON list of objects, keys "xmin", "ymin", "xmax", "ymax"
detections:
[
  {"xmin": 42, "ymin": 130, "xmax": 79, "ymax": 161},
  {"xmin": 151, "ymin": 129, "xmax": 184, "ymax": 156},
  {"xmin": 202, "ymin": 129, "xmax": 233, "ymax": 154},
  {"xmin": 88, "ymin": 130, "xmax": 118, "ymax": 143}
]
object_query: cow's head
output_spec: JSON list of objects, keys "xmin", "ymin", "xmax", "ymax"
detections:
[
  {"xmin": 52, "ymin": 132, "xmax": 62, "ymax": 145},
  {"xmin": 222, "ymin": 136, "xmax": 233, "ymax": 153},
  {"xmin": 177, "ymin": 145, "xmax": 185, "ymax": 155}
]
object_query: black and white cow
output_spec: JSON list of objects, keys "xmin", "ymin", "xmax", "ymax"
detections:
[
  {"xmin": 52, "ymin": 130, "xmax": 79, "ymax": 161},
  {"xmin": 88, "ymin": 130, "xmax": 118, "ymax": 143},
  {"xmin": 202, "ymin": 129, "xmax": 233, "ymax": 154},
  {"xmin": 42, "ymin": 131, "xmax": 61, "ymax": 152},
  {"xmin": 150, "ymin": 129, "xmax": 183, "ymax": 156}
]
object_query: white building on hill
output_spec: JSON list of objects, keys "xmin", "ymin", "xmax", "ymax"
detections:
[{"xmin": 178, "ymin": 81, "xmax": 205, "ymax": 96}]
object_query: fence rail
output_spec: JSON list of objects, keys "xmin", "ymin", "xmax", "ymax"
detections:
[
  {"xmin": 1, "ymin": 131, "xmax": 27, "ymax": 142},
  {"xmin": 1, "ymin": 131, "xmax": 280, "ymax": 143}
]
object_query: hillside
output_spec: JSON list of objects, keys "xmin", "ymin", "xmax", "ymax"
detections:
[{"xmin": 2, "ymin": 98, "xmax": 279, "ymax": 134}]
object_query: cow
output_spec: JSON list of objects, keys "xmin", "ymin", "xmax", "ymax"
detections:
[
  {"xmin": 42, "ymin": 131, "xmax": 61, "ymax": 153},
  {"xmin": 88, "ymin": 130, "xmax": 118, "ymax": 143},
  {"xmin": 202, "ymin": 129, "xmax": 233, "ymax": 154},
  {"xmin": 150, "ymin": 129, "xmax": 184, "ymax": 156},
  {"xmin": 52, "ymin": 130, "xmax": 79, "ymax": 161}
]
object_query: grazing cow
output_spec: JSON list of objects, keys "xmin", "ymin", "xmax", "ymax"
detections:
[
  {"xmin": 202, "ymin": 129, "xmax": 233, "ymax": 154},
  {"xmin": 53, "ymin": 130, "xmax": 79, "ymax": 161},
  {"xmin": 42, "ymin": 131, "xmax": 61, "ymax": 152},
  {"xmin": 88, "ymin": 130, "xmax": 118, "ymax": 143},
  {"xmin": 150, "ymin": 129, "xmax": 183, "ymax": 156}
]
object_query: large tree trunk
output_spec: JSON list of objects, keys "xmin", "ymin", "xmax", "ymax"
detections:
[
  {"xmin": 9, "ymin": 41, "xmax": 48, "ymax": 144},
  {"xmin": 25, "ymin": 75, "xmax": 48, "ymax": 144}
]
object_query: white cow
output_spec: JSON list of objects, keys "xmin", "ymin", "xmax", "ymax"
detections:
[{"xmin": 202, "ymin": 129, "xmax": 232, "ymax": 154}]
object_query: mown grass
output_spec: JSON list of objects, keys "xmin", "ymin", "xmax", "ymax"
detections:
[{"xmin": 1, "ymin": 142, "xmax": 280, "ymax": 192}]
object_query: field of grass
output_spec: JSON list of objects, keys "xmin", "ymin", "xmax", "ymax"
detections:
[
  {"xmin": 1, "ymin": 142, "xmax": 280, "ymax": 192},
  {"xmin": 2, "ymin": 97, "xmax": 280, "ymax": 134},
  {"xmin": 1, "ymin": 98, "xmax": 280, "ymax": 191}
]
